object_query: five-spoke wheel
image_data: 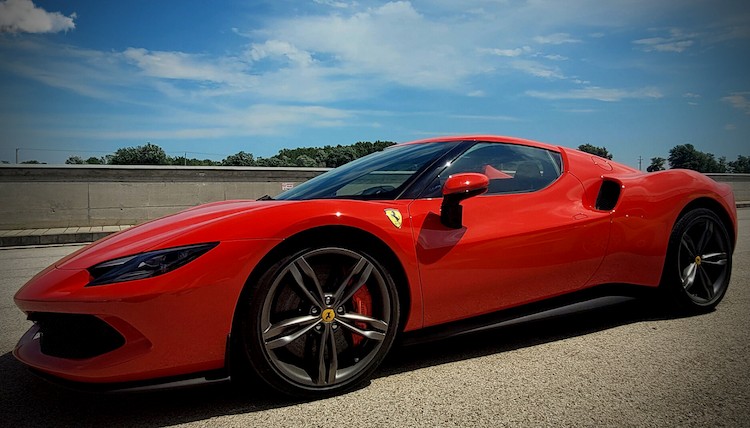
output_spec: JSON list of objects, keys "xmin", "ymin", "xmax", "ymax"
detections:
[
  {"xmin": 237, "ymin": 245, "xmax": 399, "ymax": 397},
  {"xmin": 663, "ymin": 208, "xmax": 732, "ymax": 311}
]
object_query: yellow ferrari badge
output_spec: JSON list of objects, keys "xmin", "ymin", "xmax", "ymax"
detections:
[
  {"xmin": 321, "ymin": 308, "xmax": 336, "ymax": 323},
  {"xmin": 384, "ymin": 208, "xmax": 403, "ymax": 229}
]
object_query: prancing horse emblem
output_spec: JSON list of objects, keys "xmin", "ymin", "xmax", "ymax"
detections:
[
  {"xmin": 321, "ymin": 308, "xmax": 336, "ymax": 323},
  {"xmin": 384, "ymin": 208, "xmax": 403, "ymax": 229}
]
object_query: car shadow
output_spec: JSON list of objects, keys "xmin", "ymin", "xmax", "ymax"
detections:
[
  {"xmin": 0, "ymin": 299, "xmax": 697, "ymax": 427},
  {"xmin": 377, "ymin": 298, "xmax": 686, "ymax": 377}
]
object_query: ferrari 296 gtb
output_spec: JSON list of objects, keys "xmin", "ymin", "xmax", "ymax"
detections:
[{"xmin": 14, "ymin": 135, "xmax": 737, "ymax": 397}]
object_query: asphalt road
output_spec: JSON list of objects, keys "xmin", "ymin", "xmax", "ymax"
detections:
[{"xmin": 1, "ymin": 209, "xmax": 749, "ymax": 427}]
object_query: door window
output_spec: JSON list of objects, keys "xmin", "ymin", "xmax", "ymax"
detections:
[{"xmin": 427, "ymin": 142, "xmax": 563, "ymax": 196}]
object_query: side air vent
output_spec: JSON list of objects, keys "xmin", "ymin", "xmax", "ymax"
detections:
[{"xmin": 595, "ymin": 180, "xmax": 621, "ymax": 211}]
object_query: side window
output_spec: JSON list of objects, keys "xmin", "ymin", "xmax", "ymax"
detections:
[{"xmin": 439, "ymin": 143, "xmax": 563, "ymax": 195}]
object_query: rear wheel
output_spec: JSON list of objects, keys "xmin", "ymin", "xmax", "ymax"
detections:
[
  {"xmin": 661, "ymin": 208, "xmax": 731, "ymax": 312},
  {"xmin": 236, "ymin": 245, "xmax": 399, "ymax": 397}
]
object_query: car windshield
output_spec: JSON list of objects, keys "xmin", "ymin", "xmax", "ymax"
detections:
[{"xmin": 275, "ymin": 142, "xmax": 453, "ymax": 200}]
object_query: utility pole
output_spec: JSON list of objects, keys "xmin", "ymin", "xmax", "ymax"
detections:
[
  {"xmin": 15, "ymin": 148, "xmax": 19, "ymax": 164},
  {"xmin": 638, "ymin": 156, "xmax": 643, "ymax": 171}
]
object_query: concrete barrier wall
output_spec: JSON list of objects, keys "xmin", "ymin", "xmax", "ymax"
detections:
[
  {"xmin": 0, "ymin": 165, "xmax": 328, "ymax": 229},
  {"xmin": 0, "ymin": 166, "xmax": 747, "ymax": 230},
  {"xmin": 707, "ymin": 174, "xmax": 750, "ymax": 203}
]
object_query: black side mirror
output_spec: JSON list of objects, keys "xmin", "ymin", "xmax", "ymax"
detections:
[{"xmin": 440, "ymin": 173, "xmax": 489, "ymax": 229}]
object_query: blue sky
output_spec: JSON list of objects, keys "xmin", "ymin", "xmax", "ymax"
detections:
[{"xmin": 0, "ymin": 0, "xmax": 748, "ymax": 168}]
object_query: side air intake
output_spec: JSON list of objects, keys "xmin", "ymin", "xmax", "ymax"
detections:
[{"xmin": 595, "ymin": 180, "xmax": 621, "ymax": 211}]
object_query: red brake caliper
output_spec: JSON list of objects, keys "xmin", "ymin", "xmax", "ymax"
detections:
[{"xmin": 350, "ymin": 285, "xmax": 372, "ymax": 347}]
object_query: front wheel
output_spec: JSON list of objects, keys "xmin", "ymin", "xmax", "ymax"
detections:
[
  {"xmin": 236, "ymin": 245, "xmax": 400, "ymax": 397},
  {"xmin": 661, "ymin": 208, "xmax": 732, "ymax": 313}
]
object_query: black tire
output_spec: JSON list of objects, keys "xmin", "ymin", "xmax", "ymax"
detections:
[
  {"xmin": 235, "ymin": 243, "xmax": 400, "ymax": 397},
  {"xmin": 660, "ymin": 208, "xmax": 732, "ymax": 313}
]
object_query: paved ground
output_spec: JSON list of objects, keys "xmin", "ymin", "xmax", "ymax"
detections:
[{"xmin": 1, "ymin": 209, "xmax": 748, "ymax": 427}]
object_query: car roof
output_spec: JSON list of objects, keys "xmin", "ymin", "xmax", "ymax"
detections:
[{"xmin": 401, "ymin": 135, "xmax": 560, "ymax": 152}]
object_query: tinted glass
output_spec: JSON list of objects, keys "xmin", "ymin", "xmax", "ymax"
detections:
[
  {"xmin": 275, "ymin": 143, "xmax": 454, "ymax": 200},
  {"xmin": 422, "ymin": 142, "xmax": 563, "ymax": 197}
]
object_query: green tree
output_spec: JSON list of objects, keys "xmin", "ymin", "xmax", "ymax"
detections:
[
  {"xmin": 728, "ymin": 155, "xmax": 750, "ymax": 173},
  {"xmin": 294, "ymin": 154, "xmax": 318, "ymax": 167},
  {"xmin": 170, "ymin": 156, "xmax": 220, "ymax": 166},
  {"xmin": 222, "ymin": 151, "xmax": 255, "ymax": 166},
  {"xmin": 109, "ymin": 143, "xmax": 169, "ymax": 165},
  {"xmin": 85, "ymin": 156, "xmax": 105, "ymax": 165},
  {"xmin": 324, "ymin": 145, "xmax": 358, "ymax": 167},
  {"xmin": 65, "ymin": 156, "xmax": 85, "ymax": 164},
  {"xmin": 646, "ymin": 157, "xmax": 666, "ymax": 172},
  {"xmin": 66, "ymin": 155, "xmax": 105, "ymax": 165},
  {"xmin": 220, "ymin": 140, "xmax": 395, "ymax": 168},
  {"xmin": 668, "ymin": 144, "xmax": 726, "ymax": 172},
  {"xmin": 20, "ymin": 160, "xmax": 45, "ymax": 164},
  {"xmin": 577, "ymin": 143, "xmax": 613, "ymax": 160},
  {"xmin": 669, "ymin": 144, "xmax": 704, "ymax": 170}
]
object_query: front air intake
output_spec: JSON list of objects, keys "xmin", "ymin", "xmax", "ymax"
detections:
[{"xmin": 29, "ymin": 313, "xmax": 125, "ymax": 359}]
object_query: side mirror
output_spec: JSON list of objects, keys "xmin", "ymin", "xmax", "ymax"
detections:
[{"xmin": 441, "ymin": 173, "xmax": 489, "ymax": 229}]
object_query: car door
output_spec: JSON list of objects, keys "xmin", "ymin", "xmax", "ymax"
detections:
[{"xmin": 407, "ymin": 142, "xmax": 612, "ymax": 327}]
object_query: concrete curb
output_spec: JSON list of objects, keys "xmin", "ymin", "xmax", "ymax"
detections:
[
  {"xmin": 0, "ymin": 226, "xmax": 132, "ymax": 248},
  {"xmin": 1, "ymin": 203, "xmax": 748, "ymax": 248}
]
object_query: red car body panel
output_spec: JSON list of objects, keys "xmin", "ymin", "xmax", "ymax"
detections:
[
  {"xmin": 409, "ymin": 171, "xmax": 612, "ymax": 326},
  {"xmin": 13, "ymin": 135, "xmax": 738, "ymax": 385}
]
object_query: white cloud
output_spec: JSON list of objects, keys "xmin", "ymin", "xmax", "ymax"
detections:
[
  {"xmin": 248, "ymin": 40, "xmax": 314, "ymax": 68},
  {"xmin": 533, "ymin": 33, "xmax": 580, "ymax": 45},
  {"xmin": 481, "ymin": 47, "xmax": 531, "ymax": 57},
  {"xmin": 0, "ymin": 0, "xmax": 75, "ymax": 33},
  {"xmin": 526, "ymin": 86, "xmax": 663, "ymax": 102},
  {"xmin": 122, "ymin": 48, "xmax": 254, "ymax": 86},
  {"xmin": 313, "ymin": 0, "xmax": 351, "ymax": 8},
  {"xmin": 722, "ymin": 92, "xmax": 750, "ymax": 115},
  {"xmin": 511, "ymin": 60, "xmax": 565, "ymax": 79},
  {"xmin": 633, "ymin": 28, "xmax": 696, "ymax": 53},
  {"xmin": 542, "ymin": 54, "xmax": 568, "ymax": 61},
  {"xmin": 255, "ymin": 1, "xmax": 485, "ymax": 89}
]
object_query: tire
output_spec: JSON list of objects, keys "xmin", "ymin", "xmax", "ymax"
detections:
[
  {"xmin": 235, "ymin": 244, "xmax": 400, "ymax": 397},
  {"xmin": 660, "ymin": 208, "xmax": 732, "ymax": 313}
]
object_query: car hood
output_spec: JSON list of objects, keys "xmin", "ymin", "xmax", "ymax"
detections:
[{"xmin": 56, "ymin": 200, "xmax": 291, "ymax": 270}]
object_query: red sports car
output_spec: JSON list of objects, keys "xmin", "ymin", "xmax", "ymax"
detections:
[{"xmin": 14, "ymin": 135, "xmax": 737, "ymax": 397}]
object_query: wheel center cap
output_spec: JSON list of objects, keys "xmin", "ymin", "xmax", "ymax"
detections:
[
  {"xmin": 321, "ymin": 308, "xmax": 336, "ymax": 323},
  {"xmin": 695, "ymin": 255, "xmax": 701, "ymax": 266}
]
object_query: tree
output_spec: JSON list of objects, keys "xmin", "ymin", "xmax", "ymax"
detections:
[
  {"xmin": 85, "ymin": 156, "xmax": 105, "ymax": 165},
  {"xmin": 728, "ymin": 155, "xmax": 750, "ymax": 173},
  {"xmin": 109, "ymin": 143, "xmax": 169, "ymax": 165},
  {"xmin": 66, "ymin": 155, "xmax": 105, "ymax": 165},
  {"xmin": 323, "ymin": 145, "xmax": 358, "ymax": 167},
  {"xmin": 170, "ymin": 156, "xmax": 220, "ymax": 166},
  {"xmin": 65, "ymin": 156, "xmax": 85, "ymax": 164},
  {"xmin": 222, "ymin": 151, "xmax": 256, "ymax": 166},
  {"xmin": 294, "ymin": 155, "xmax": 318, "ymax": 167},
  {"xmin": 646, "ymin": 157, "xmax": 666, "ymax": 172},
  {"xmin": 668, "ymin": 144, "xmax": 726, "ymax": 172},
  {"xmin": 20, "ymin": 160, "xmax": 45, "ymax": 164},
  {"xmin": 577, "ymin": 143, "xmax": 613, "ymax": 160}
]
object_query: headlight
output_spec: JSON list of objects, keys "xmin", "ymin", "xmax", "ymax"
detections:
[{"xmin": 86, "ymin": 242, "xmax": 218, "ymax": 286}]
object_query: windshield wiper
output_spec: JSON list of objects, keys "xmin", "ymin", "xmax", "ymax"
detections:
[{"xmin": 256, "ymin": 194, "xmax": 274, "ymax": 201}]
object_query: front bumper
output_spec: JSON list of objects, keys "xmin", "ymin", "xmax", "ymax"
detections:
[{"xmin": 13, "ymin": 239, "xmax": 277, "ymax": 384}]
